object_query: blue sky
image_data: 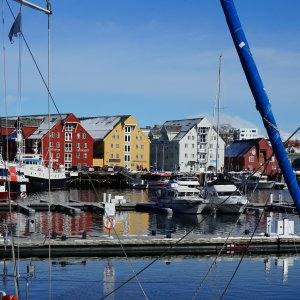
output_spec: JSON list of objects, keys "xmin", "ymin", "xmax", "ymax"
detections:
[{"xmin": 2, "ymin": 0, "xmax": 300, "ymax": 140}]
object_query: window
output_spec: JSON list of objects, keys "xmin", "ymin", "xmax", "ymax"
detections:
[
  {"xmin": 76, "ymin": 143, "xmax": 80, "ymax": 149},
  {"xmin": 141, "ymin": 154, "xmax": 144, "ymax": 159},
  {"xmin": 116, "ymin": 144, "xmax": 119, "ymax": 149},
  {"xmin": 192, "ymin": 136, "xmax": 195, "ymax": 140},
  {"xmin": 185, "ymin": 154, "xmax": 187, "ymax": 158},
  {"xmin": 76, "ymin": 153, "xmax": 80, "ymax": 158},
  {"xmin": 56, "ymin": 132, "xmax": 60, "ymax": 138},
  {"xmin": 141, "ymin": 145, "xmax": 144, "ymax": 149},
  {"xmin": 56, "ymin": 142, "xmax": 60, "ymax": 148},
  {"xmin": 84, "ymin": 143, "xmax": 87, "ymax": 149},
  {"xmin": 135, "ymin": 145, "xmax": 138, "ymax": 150},
  {"xmin": 125, "ymin": 145, "xmax": 131, "ymax": 152},
  {"xmin": 56, "ymin": 153, "xmax": 60, "ymax": 158},
  {"xmin": 249, "ymin": 156, "xmax": 254, "ymax": 162},
  {"xmin": 125, "ymin": 135, "xmax": 131, "ymax": 142},
  {"xmin": 116, "ymin": 154, "xmax": 119, "ymax": 159},
  {"xmin": 65, "ymin": 123, "xmax": 73, "ymax": 131},
  {"xmin": 110, "ymin": 154, "xmax": 114, "ymax": 159},
  {"xmin": 185, "ymin": 144, "xmax": 188, "ymax": 148},
  {"xmin": 135, "ymin": 154, "xmax": 138, "ymax": 159},
  {"xmin": 124, "ymin": 126, "xmax": 131, "ymax": 133},
  {"xmin": 64, "ymin": 153, "xmax": 72, "ymax": 162},
  {"xmin": 50, "ymin": 142, "xmax": 53, "ymax": 148},
  {"xmin": 200, "ymin": 135, "xmax": 207, "ymax": 143},
  {"xmin": 111, "ymin": 144, "xmax": 114, "ymax": 149},
  {"xmin": 65, "ymin": 132, "xmax": 72, "ymax": 141},
  {"xmin": 124, "ymin": 154, "xmax": 130, "ymax": 162},
  {"xmin": 116, "ymin": 134, "xmax": 119, "ymax": 139},
  {"xmin": 191, "ymin": 154, "xmax": 195, "ymax": 158},
  {"xmin": 65, "ymin": 143, "xmax": 72, "ymax": 152},
  {"xmin": 83, "ymin": 153, "xmax": 87, "ymax": 159},
  {"xmin": 82, "ymin": 133, "xmax": 86, "ymax": 139},
  {"xmin": 192, "ymin": 144, "xmax": 194, "ymax": 148},
  {"xmin": 51, "ymin": 132, "xmax": 55, "ymax": 138},
  {"xmin": 77, "ymin": 133, "xmax": 80, "ymax": 139}
]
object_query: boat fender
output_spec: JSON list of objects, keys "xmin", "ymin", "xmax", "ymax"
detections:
[
  {"xmin": 2, "ymin": 295, "xmax": 18, "ymax": 300},
  {"xmin": 20, "ymin": 192, "xmax": 27, "ymax": 198}
]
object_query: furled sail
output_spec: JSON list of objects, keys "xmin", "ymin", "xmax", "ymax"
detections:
[{"xmin": 220, "ymin": 0, "xmax": 300, "ymax": 215}]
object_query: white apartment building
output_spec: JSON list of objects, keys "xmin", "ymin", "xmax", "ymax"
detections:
[
  {"xmin": 150, "ymin": 117, "xmax": 225, "ymax": 173},
  {"xmin": 234, "ymin": 128, "xmax": 258, "ymax": 140}
]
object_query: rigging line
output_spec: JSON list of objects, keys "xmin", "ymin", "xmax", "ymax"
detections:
[
  {"xmin": 83, "ymin": 172, "xmax": 149, "ymax": 300},
  {"xmin": 220, "ymin": 184, "xmax": 275, "ymax": 300},
  {"xmin": 192, "ymin": 205, "xmax": 246, "ymax": 300},
  {"xmin": 192, "ymin": 167, "xmax": 266, "ymax": 300},
  {"xmin": 101, "ymin": 208, "xmax": 220, "ymax": 300},
  {"xmin": 219, "ymin": 156, "xmax": 275, "ymax": 299},
  {"xmin": 1, "ymin": 1, "xmax": 19, "ymax": 297},
  {"xmin": 4, "ymin": 0, "xmax": 64, "ymax": 123}
]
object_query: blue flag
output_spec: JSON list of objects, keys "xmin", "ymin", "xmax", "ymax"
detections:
[{"xmin": 8, "ymin": 12, "xmax": 22, "ymax": 43}]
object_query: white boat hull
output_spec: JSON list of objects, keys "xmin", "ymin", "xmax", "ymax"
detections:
[{"xmin": 159, "ymin": 198, "xmax": 208, "ymax": 214}]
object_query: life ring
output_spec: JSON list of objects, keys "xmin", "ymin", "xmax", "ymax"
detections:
[
  {"xmin": 20, "ymin": 192, "xmax": 27, "ymax": 199},
  {"xmin": 104, "ymin": 216, "xmax": 115, "ymax": 230}
]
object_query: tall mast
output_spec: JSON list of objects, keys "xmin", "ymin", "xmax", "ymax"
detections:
[
  {"xmin": 215, "ymin": 55, "xmax": 222, "ymax": 174},
  {"xmin": 220, "ymin": 0, "xmax": 300, "ymax": 215}
]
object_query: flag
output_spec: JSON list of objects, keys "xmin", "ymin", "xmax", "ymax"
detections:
[{"xmin": 8, "ymin": 12, "xmax": 22, "ymax": 43}]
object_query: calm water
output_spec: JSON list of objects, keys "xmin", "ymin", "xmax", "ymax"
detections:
[
  {"xmin": 1, "ymin": 187, "xmax": 300, "ymax": 299},
  {"xmin": 2, "ymin": 255, "xmax": 300, "ymax": 299}
]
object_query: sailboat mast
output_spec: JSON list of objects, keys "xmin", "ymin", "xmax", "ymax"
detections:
[
  {"xmin": 215, "ymin": 55, "xmax": 222, "ymax": 174},
  {"xmin": 220, "ymin": 0, "xmax": 300, "ymax": 215}
]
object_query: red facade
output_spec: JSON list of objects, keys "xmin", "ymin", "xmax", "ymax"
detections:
[
  {"xmin": 41, "ymin": 114, "xmax": 94, "ymax": 169},
  {"xmin": 225, "ymin": 138, "xmax": 279, "ymax": 176}
]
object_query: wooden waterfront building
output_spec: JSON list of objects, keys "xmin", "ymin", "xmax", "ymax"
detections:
[
  {"xmin": 0, "ymin": 114, "xmax": 94, "ymax": 170},
  {"xmin": 80, "ymin": 115, "xmax": 150, "ymax": 171},
  {"xmin": 224, "ymin": 137, "xmax": 279, "ymax": 176}
]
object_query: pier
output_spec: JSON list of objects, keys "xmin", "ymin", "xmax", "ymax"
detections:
[{"xmin": 0, "ymin": 235, "xmax": 300, "ymax": 258}]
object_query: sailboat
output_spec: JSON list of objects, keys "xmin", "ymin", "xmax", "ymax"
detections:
[{"xmin": 202, "ymin": 55, "xmax": 248, "ymax": 214}]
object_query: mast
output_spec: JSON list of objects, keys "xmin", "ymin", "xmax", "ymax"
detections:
[
  {"xmin": 220, "ymin": 0, "xmax": 300, "ymax": 215},
  {"xmin": 215, "ymin": 55, "xmax": 222, "ymax": 174}
]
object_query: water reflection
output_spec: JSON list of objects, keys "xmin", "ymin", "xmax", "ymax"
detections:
[{"xmin": 0, "ymin": 187, "xmax": 298, "ymax": 239}]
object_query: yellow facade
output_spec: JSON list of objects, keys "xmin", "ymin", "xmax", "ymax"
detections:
[{"xmin": 99, "ymin": 115, "xmax": 150, "ymax": 171}]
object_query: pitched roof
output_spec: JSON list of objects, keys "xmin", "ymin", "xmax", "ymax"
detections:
[
  {"xmin": 225, "ymin": 138, "xmax": 263, "ymax": 157},
  {"xmin": 27, "ymin": 114, "xmax": 69, "ymax": 139},
  {"xmin": 79, "ymin": 116, "xmax": 130, "ymax": 140},
  {"xmin": 162, "ymin": 118, "xmax": 204, "ymax": 142}
]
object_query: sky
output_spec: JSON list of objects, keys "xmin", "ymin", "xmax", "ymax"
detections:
[{"xmin": 1, "ymin": 0, "xmax": 300, "ymax": 140}]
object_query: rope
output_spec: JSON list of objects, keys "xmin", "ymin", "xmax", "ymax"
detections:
[
  {"xmin": 83, "ymin": 171, "xmax": 149, "ymax": 300},
  {"xmin": 1, "ymin": 1, "xmax": 19, "ymax": 297},
  {"xmin": 4, "ymin": 0, "xmax": 64, "ymax": 123}
]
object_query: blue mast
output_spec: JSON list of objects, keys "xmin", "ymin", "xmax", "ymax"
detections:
[{"xmin": 220, "ymin": 0, "xmax": 300, "ymax": 215}]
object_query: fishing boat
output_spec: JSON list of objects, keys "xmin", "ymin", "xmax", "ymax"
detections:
[
  {"xmin": 0, "ymin": 155, "xmax": 28, "ymax": 198},
  {"xmin": 129, "ymin": 172, "xmax": 171, "ymax": 189},
  {"xmin": 16, "ymin": 150, "xmax": 66, "ymax": 192},
  {"xmin": 156, "ymin": 182, "xmax": 209, "ymax": 214},
  {"xmin": 202, "ymin": 176, "xmax": 248, "ymax": 214}
]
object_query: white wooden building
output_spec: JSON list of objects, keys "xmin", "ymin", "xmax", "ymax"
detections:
[{"xmin": 149, "ymin": 117, "xmax": 225, "ymax": 173}]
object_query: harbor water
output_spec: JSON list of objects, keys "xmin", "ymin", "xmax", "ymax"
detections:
[{"xmin": 1, "ymin": 187, "xmax": 300, "ymax": 299}]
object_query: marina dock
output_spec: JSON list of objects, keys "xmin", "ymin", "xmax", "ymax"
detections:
[{"xmin": 0, "ymin": 235, "xmax": 300, "ymax": 258}]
